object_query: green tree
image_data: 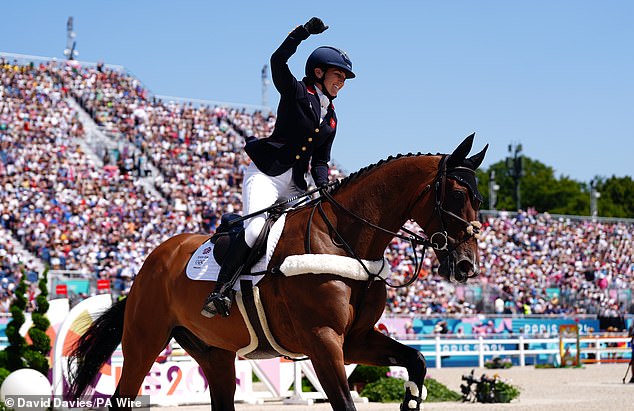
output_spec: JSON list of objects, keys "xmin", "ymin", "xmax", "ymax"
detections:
[
  {"xmin": 594, "ymin": 176, "xmax": 634, "ymax": 218},
  {"xmin": 24, "ymin": 269, "xmax": 51, "ymax": 375},
  {"xmin": 477, "ymin": 157, "xmax": 588, "ymax": 215}
]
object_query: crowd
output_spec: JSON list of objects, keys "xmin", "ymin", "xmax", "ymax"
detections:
[
  {"xmin": 384, "ymin": 211, "xmax": 633, "ymax": 316},
  {"xmin": 0, "ymin": 59, "xmax": 195, "ymax": 308},
  {"xmin": 0, "ymin": 58, "xmax": 632, "ymax": 318}
]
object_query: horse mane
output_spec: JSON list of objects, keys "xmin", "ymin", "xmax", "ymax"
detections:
[{"xmin": 330, "ymin": 152, "xmax": 440, "ymax": 194}]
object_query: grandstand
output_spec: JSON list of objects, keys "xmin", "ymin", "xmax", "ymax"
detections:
[{"xmin": 0, "ymin": 53, "xmax": 632, "ymax": 320}]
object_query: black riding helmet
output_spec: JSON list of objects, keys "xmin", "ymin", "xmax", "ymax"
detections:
[{"xmin": 305, "ymin": 46, "xmax": 356, "ymax": 80}]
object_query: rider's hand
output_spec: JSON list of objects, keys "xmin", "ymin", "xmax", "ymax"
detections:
[
  {"xmin": 317, "ymin": 181, "xmax": 332, "ymax": 193},
  {"xmin": 304, "ymin": 17, "xmax": 328, "ymax": 35}
]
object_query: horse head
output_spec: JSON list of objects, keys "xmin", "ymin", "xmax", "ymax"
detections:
[{"xmin": 410, "ymin": 133, "xmax": 488, "ymax": 283}]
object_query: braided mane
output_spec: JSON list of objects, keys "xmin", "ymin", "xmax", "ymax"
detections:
[{"xmin": 331, "ymin": 152, "xmax": 440, "ymax": 194}]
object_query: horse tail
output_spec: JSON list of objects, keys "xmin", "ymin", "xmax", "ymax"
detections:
[{"xmin": 67, "ymin": 298, "xmax": 127, "ymax": 399}]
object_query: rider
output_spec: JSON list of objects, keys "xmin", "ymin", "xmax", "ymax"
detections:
[{"xmin": 201, "ymin": 17, "xmax": 356, "ymax": 318}]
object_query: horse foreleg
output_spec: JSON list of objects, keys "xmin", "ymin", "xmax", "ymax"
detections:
[
  {"xmin": 305, "ymin": 327, "xmax": 356, "ymax": 411},
  {"xmin": 344, "ymin": 329, "xmax": 427, "ymax": 411}
]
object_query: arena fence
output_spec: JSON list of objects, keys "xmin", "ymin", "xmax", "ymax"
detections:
[{"xmin": 399, "ymin": 334, "xmax": 631, "ymax": 369}]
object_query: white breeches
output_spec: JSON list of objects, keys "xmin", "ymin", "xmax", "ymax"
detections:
[{"xmin": 242, "ymin": 162, "xmax": 304, "ymax": 247}]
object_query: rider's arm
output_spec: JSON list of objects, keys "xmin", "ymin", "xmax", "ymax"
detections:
[
  {"xmin": 310, "ymin": 131, "xmax": 335, "ymax": 187},
  {"xmin": 270, "ymin": 25, "xmax": 310, "ymax": 96}
]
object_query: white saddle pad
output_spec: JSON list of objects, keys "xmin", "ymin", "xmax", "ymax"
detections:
[{"xmin": 186, "ymin": 215, "xmax": 287, "ymax": 290}]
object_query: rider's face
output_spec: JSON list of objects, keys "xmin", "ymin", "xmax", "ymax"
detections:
[{"xmin": 315, "ymin": 68, "xmax": 346, "ymax": 97}]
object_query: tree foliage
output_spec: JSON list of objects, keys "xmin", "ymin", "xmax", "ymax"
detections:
[
  {"xmin": 594, "ymin": 176, "xmax": 634, "ymax": 218},
  {"xmin": 476, "ymin": 156, "xmax": 632, "ymax": 217}
]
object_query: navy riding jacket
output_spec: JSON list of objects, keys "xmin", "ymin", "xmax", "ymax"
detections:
[{"xmin": 244, "ymin": 25, "xmax": 337, "ymax": 191}]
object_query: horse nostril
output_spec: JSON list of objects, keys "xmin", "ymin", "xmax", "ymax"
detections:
[{"xmin": 457, "ymin": 259, "xmax": 473, "ymax": 279}]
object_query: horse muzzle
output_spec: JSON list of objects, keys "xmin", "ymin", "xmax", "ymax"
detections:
[{"xmin": 439, "ymin": 253, "xmax": 479, "ymax": 283}]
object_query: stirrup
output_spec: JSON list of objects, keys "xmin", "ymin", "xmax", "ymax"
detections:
[{"xmin": 201, "ymin": 293, "xmax": 232, "ymax": 318}]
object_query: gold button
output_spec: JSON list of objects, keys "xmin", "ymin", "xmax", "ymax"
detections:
[
  {"xmin": 308, "ymin": 137, "xmax": 313, "ymax": 142},
  {"xmin": 295, "ymin": 155, "xmax": 300, "ymax": 160},
  {"xmin": 314, "ymin": 128, "xmax": 320, "ymax": 133},
  {"xmin": 301, "ymin": 146, "xmax": 307, "ymax": 151}
]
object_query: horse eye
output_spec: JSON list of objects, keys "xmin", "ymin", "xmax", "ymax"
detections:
[{"xmin": 452, "ymin": 190, "xmax": 466, "ymax": 202}]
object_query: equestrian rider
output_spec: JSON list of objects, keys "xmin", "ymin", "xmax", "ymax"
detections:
[{"xmin": 201, "ymin": 17, "xmax": 356, "ymax": 317}]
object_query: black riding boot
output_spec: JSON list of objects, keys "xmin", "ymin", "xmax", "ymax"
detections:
[{"xmin": 201, "ymin": 231, "xmax": 251, "ymax": 318}]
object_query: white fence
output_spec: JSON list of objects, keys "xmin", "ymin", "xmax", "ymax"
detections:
[{"xmin": 398, "ymin": 335, "xmax": 631, "ymax": 368}]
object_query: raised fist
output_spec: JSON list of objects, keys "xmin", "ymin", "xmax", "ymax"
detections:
[{"xmin": 304, "ymin": 17, "xmax": 328, "ymax": 34}]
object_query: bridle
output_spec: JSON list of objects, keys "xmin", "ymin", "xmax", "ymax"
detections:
[
  {"xmin": 411, "ymin": 155, "xmax": 482, "ymax": 252},
  {"xmin": 306, "ymin": 154, "xmax": 482, "ymax": 288}
]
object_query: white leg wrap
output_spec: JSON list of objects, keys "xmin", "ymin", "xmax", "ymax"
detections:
[
  {"xmin": 420, "ymin": 384, "xmax": 428, "ymax": 400},
  {"xmin": 404, "ymin": 380, "xmax": 419, "ymax": 397}
]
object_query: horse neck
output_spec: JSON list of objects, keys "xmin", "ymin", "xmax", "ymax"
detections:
[{"xmin": 330, "ymin": 156, "xmax": 440, "ymax": 259}]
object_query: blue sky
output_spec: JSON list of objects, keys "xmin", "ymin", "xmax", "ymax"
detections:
[{"xmin": 2, "ymin": 1, "xmax": 632, "ymax": 182}]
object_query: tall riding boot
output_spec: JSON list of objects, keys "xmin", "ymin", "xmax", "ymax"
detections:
[{"xmin": 201, "ymin": 231, "xmax": 251, "ymax": 318}]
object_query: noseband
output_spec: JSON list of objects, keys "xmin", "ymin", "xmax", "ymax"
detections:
[{"xmin": 307, "ymin": 154, "xmax": 481, "ymax": 287}]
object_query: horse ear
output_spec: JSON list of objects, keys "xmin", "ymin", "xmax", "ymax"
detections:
[
  {"xmin": 447, "ymin": 133, "xmax": 475, "ymax": 168},
  {"xmin": 465, "ymin": 144, "xmax": 488, "ymax": 170}
]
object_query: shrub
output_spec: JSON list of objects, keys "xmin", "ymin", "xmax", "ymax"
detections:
[
  {"xmin": 1, "ymin": 276, "xmax": 27, "ymax": 371},
  {"xmin": 425, "ymin": 377, "xmax": 462, "ymax": 402},
  {"xmin": 0, "ymin": 367, "xmax": 10, "ymax": 387},
  {"xmin": 361, "ymin": 377, "xmax": 461, "ymax": 403},
  {"xmin": 0, "ymin": 269, "xmax": 51, "ymax": 376},
  {"xmin": 25, "ymin": 269, "xmax": 51, "ymax": 375},
  {"xmin": 494, "ymin": 379, "xmax": 521, "ymax": 403},
  {"xmin": 361, "ymin": 377, "xmax": 404, "ymax": 402},
  {"xmin": 348, "ymin": 365, "xmax": 390, "ymax": 385},
  {"xmin": 484, "ymin": 356, "xmax": 512, "ymax": 369}
]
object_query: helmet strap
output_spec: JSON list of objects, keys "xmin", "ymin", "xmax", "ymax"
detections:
[{"xmin": 316, "ymin": 68, "xmax": 336, "ymax": 101}]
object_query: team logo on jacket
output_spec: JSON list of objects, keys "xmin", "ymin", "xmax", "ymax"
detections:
[{"xmin": 330, "ymin": 118, "xmax": 336, "ymax": 128}]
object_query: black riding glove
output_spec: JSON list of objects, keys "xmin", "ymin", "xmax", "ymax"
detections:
[
  {"xmin": 304, "ymin": 17, "xmax": 328, "ymax": 35},
  {"xmin": 318, "ymin": 180, "xmax": 337, "ymax": 194}
]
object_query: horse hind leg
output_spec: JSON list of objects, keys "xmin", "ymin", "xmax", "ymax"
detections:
[
  {"xmin": 344, "ymin": 329, "xmax": 427, "ymax": 411},
  {"xmin": 172, "ymin": 327, "xmax": 237, "ymax": 411},
  {"xmin": 112, "ymin": 310, "xmax": 173, "ymax": 409}
]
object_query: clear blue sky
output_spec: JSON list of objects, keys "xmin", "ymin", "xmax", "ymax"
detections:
[{"xmin": 3, "ymin": 1, "xmax": 633, "ymax": 182}]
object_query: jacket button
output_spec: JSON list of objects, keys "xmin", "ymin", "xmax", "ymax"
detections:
[
  {"xmin": 295, "ymin": 155, "xmax": 301, "ymax": 160},
  {"xmin": 301, "ymin": 146, "xmax": 307, "ymax": 151},
  {"xmin": 308, "ymin": 137, "xmax": 313, "ymax": 142},
  {"xmin": 314, "ymin": 128, "xmax": 319, "ymax": 133}
]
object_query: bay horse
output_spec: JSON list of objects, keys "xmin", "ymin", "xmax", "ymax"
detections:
[{"xmin": 67, "ymin": 134, "xmax": 487, "ymax": 410}]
